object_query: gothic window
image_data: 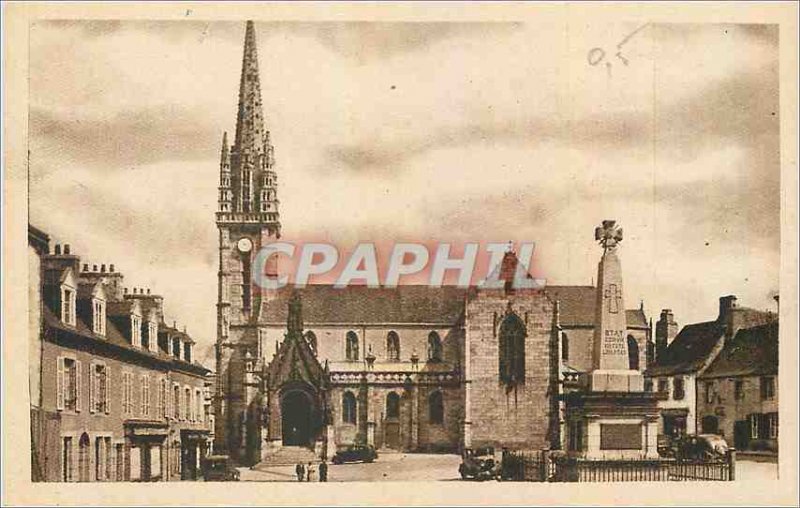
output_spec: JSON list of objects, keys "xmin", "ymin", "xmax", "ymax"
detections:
[
  {"xmin": 305, "ymin": 331, "xmax": 318, "ymax": 355},
  {"xmin": 427, "ymin": 332, "xmax": 442, "ymax": 362},
  {"xmin": 646, "ymin": 340, "xmax": 655, "ymax": 367},
  {"xmin": 342, "ymin": 391, "xmax": 357, "ymax": 424},
  {"xmin": 346, "ymin": 331, "xmax": 359, "ymax": 361},
  {"xmin": 428, "ymin": 391, "xmax": 444, "ymax": 424},
  {"xmin": 241, "ymin": 252, "xmax": 252, "ymax": 312},
  {"xmin": 386, "ymin": 392, "xmax": 400, "ymax": 419},
  {"xmin": 387, "ymin": 331, "xmax": 400, "ymax": 361},
  {"xmin": 627, "ymin": 335, "xmax": 639, "ymax": 371},
  {"xmin": 499, "ymin": 313, "xmax": 526, "ymax": 385},
  {"xmin": 561, "ymin": 332, "xmax": 569, "ymax": 362}
]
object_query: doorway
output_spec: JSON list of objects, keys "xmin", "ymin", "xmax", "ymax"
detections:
[
  {"xmin": 701, "ymin": 415, "xmax": 719, "ymax": 434},
  {"xmin": 282, "ymin": 390, "xmax": 313, "ymax": 447},
  {"xmin": 78, "ymin": 433, "xmax": 90, "ymax": 482}
]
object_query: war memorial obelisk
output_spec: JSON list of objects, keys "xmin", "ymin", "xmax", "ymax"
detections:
[{"xmin": 563, "ymin": 221, "xmax": 662, "ymax": 459}]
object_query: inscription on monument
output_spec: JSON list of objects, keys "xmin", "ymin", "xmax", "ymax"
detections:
[
  {"xmin": 599, "ymin": 424, "xmax": 642, "ymax": 450},
  {"xmin": 602, "ymin": 329, "xmax": 626, "ymax": 356}
]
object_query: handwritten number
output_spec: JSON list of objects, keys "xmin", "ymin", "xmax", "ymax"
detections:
[{"xmin": 587, "ymin": 47, "xmax": 605, "ymax": 66}]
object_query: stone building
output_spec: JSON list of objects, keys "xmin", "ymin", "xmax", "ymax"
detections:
[
  {"xmin": 29, "ymin": 228, "xmax": 211, "ymax": 482},
  {"xmin": 645, "ymin": 296, "xmax": 776, "ymax": 439},
  {"xmin": 213, "ymin": 21, "xmax": 656, "ymax": 465},
  {"xmin": 697, "ymin": 321, "xmax": 778, "ymax": 452}
]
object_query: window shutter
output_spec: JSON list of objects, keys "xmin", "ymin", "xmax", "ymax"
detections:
[
  {"xmin": 105, "ymin": 367, "xmax": 111, "ymax": 414},
  {"xmin": 75, "ymin": 361, "xmax": 82, "ymax": 412},
  {"xmin": 56, "ymin": 357, "xmax": 65, "ymax": 410},
  {"xmin": 89, "ymin": 364, "xmax": 96, "ymax": 414}
]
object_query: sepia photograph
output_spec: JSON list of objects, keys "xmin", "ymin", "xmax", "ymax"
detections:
[{"xmin": 3, "ymin": 2, "xmax": 799, "ymax": 506}]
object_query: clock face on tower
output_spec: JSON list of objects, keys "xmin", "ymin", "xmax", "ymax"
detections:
[{"xmin": 237, "ymin": 237, "xmax": 253, "ymax": 253}]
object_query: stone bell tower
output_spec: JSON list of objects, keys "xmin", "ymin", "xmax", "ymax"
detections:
[{"xmin": 215, "ymin": 20, "xmax": 281, "ymax": 462}]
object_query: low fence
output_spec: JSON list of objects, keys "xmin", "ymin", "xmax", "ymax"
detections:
[{"xmin": 502, "ymin": 449, "xmax": 735, "ymax": 483}]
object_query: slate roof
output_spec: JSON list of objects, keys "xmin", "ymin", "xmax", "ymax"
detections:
[
  {"xmin": 259, "ymin": 284, "xmax": 646, "ymax": 329},
  {"xmin": 699, "ymin": 322, "xmax": 778, "ymax": 379},
  {"xmin": 544, "ymin": 286, "xmax": 596, "ymax": 327},
  {"xmin": 260, "ymin": 285, "xmax": 467, "ymax": 324},
  {"xmin": 644, "ymin": 321, "xmax": 725, "ymax": 377}
]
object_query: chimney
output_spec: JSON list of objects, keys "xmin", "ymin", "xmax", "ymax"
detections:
[
  {"xmin": 718, "ymin": 295, "xmax": 738, "ymax": 321},
  {"xmin": 147, "ymin": 288, "xmax": 151, "ymax": 295},
  {"xmin": 83, "ymin": 263, "xmax": 89, "ymax": 271},
  {"xmin": 64, "ymin": 244, "xmax": 71, "ymax": 255},
  {"xmin": 101, "ymin": 264, "xmax": 106, "ymax": 273},
  {"xmin": 655, "ymin": 309, "xmax": 678, "ymax": 361},
  {"xmin": 54, "ymin": 244, "xmax": 61, "ymax": 255},
  {"xmin": 718, "ymin": 295, "xmax": 740, "ymax": 341},
  {"xmin": 110, "ymin": 264, "xmax": 115, "ymax": 273}
]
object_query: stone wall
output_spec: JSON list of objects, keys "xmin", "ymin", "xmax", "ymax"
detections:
[{"xmin": 465, "ymin": 289, "xmax": 555, "ymax": 450}]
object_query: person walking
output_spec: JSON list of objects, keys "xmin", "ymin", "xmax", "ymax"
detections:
[
  {"xmin": 295, "ymin": 463, "xmax": 305, "ymax": 482},
  {"xmin": 306, "ymin": 461, "xmax": 315, "ymax": 482},
  {"xmin": 319, "ymin": 460, "xmax": 328, "ymax": 482}
]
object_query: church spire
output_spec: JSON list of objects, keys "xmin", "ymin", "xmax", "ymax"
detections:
[
  {"xmin": 235, "ymin": 20, "xmax": 266, "ymax": 156},
  {"xmin": 218, "ymin": 20, "xmax": 280, "ymax": 229}
]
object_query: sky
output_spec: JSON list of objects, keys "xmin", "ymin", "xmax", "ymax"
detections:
[{"xmin": 29, "ymin": 20, "xmax": 780, "ymax": 363}]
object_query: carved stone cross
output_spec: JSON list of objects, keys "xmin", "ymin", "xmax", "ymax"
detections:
[
  {"xmin": 594, "ymin": 220, "xmax": 623, "ymax": 251},
  {"xmin": 604, "ymin": 283, "xmax": 622, "ymax": 314}
]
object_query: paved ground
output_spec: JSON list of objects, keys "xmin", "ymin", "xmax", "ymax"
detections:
[
  {"xmin": 240, "ymin": 452, "xmax": 461, "ymax": 482},
  {"xmin": 736, "ymin": 457, "xmax": 779, "ymax": 482},
  {"xmin": 239, "ymin": 453, "xmax": 778, "ymax": 483}
]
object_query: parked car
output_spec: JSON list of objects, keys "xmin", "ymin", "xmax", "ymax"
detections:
[
  {"xmin": 672, "ymin": 434, "xmax": 729, "ymax": 461},
  {"xmin": 332, "ymin": 444, "xmax": 378, "ymax": 464},
  {"xmin": 459, "ymin": 447, "xmax": 501, "ymax": 481},
  {"xmin": 201, "ymin": 455, "xmax": 240, "ymax": 481}
]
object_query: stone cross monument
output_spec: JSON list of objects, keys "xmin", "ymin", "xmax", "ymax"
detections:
[{"xmin": 589, "ymin": 220, "xmax": 644, "ymax": 392}]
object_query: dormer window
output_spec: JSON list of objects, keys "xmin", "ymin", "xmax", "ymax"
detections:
[
  {"xmin": 184, "ymin": 342, "xmax": 192, "ymax": 363},
  {"xmin": 172, "ymin": 338, "xmax": 181, "ymax": 359},
  {"xmin": 131, "ymin": 315, "xmax": 142, "ymax": 347},
  {"xmin": 92, "ymin": 299, "xmax": 106, "ymax": 336},
  {"xmin": 61, "ymin": 287, "xmax": 76, "ymax": 326},
  {"xmin": 147, "ymin": 321, "xmax": 158, "ymax": 353}
]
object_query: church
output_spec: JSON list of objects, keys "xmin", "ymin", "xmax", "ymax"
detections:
[{"xmin": 213, "ymin": 21, "xmax": 655, "ymax": 466}]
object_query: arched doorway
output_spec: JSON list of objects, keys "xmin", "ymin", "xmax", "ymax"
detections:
[
  {"xmin": 78, "ymin": 433, "xmax": 90, "ymax": 482},
  {"xmin": 281, "ymin": 390, "xmax": 314, "ymax": 447}
]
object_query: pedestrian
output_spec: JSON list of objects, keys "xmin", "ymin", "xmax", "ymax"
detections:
[
  {"xmin": 295, "ymin": 462, "xmax": 305, "ymax": 482},
  {"xmin": 319, "ymin": 460, "xmax": 328, "ymax": 482},
  {"xmin": 306, "ymin": 461, "xmax": 315, "ymax": 482}
]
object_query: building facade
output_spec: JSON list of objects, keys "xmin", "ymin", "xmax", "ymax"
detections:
[
  {"xmin": 29, "ymin": 229, "xmax": 211, "ymax": 482},
  {"xmin": 697, "ymin": 322, "xmax": 778, "ymax": 452},
  {"xmin": 645, "ymin": 296, "xmax": 777, "ymax": 440},
  {"xmin": 214, "ymin": 21, "xmax": 657, "ymax": 465}
]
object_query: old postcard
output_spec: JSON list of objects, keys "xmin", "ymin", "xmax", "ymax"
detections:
[{"xmin": 3, "ymin": 1, "xmax": 798, "ymax": 506}]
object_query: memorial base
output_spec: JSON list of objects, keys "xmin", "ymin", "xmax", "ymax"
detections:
[
  {"xmin": 588, "ymin": 370, "xmax": 644, "ymax": 392},
  {"xmin": 562, "ymin": 391, "xmax": 661, "ymax": 460}
]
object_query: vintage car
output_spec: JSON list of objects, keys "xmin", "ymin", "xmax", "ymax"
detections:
[
  {"xmin": 331, "ymin": 444, "xmax": 378, "ymax": 464},
  {"xmin": 201, "ymin": 455, "xmax": 241, "ymax": 481},
  {"xmin": 459, "ymin": 447, "xmax": 501, "ymax": 481},
  {"xmin": 671, "ymin": 434, "xmax": 730, "ymax": 461}
]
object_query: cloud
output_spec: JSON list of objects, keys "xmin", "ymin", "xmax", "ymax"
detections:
[
  {"xmin": 30, "ymin": 105, "xmax": 221, "ymax": 171},
  {"xmin": 28, "ymin": 20, "xmax": 782, "ymax": 356}
]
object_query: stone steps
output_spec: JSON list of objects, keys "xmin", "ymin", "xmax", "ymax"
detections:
[{"xmin": 256, "ymin": 446, "xmax": 318, "ymax": 467}]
